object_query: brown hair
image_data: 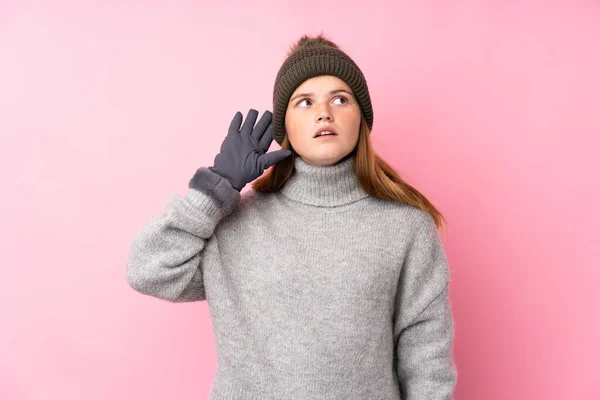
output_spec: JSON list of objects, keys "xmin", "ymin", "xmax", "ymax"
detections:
[{"xmin": 252, "ymin": 33, "xmax": 447, "ymax": 230}]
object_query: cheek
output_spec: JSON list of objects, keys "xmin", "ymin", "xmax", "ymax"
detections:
[
  {"xmin": 285, "ymin": 112, "xmax": 309, "ymax": 139},
  {"xmin": 284, "ymin": 112, "xmax": 296, "ymax": 139},
  {"xmin": 341, "ymin": 108, "xmax": 361, "ymax": 132}
]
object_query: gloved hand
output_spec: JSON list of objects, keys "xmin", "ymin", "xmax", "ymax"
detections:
[{"xmin": 208, "ymin": 109, "xmax": 292, "ymax": 191}]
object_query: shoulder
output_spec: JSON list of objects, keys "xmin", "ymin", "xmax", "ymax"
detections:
[
  {"xmin": 366, "ymin": 197, "xmax": 435, "ymax": 232},
  {"xmin": 224, "ymin": 188, "xmax": 272, "ymax": 219},
  {"xmin": 238, "ymin": 188, "xmax": 269, "ymax": 208}
]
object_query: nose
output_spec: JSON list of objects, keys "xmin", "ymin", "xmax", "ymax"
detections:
[{"xmin": 315, "ymin": 105, "xmax": 333, "ymax": 123}]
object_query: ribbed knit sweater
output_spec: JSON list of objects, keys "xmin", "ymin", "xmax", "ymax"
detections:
[{"xmin": 126, "ymin": 154, "xmax": 458, "ymax": 399}]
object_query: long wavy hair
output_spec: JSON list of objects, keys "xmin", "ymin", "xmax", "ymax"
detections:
[{"xmin": 252, "ymin": 33, "xmax": 447, "ymax": 230}]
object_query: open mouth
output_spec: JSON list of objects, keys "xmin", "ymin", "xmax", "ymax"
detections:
[
  {"xmin": 315, "ymin": 133, "xmax": 337, "ymax": 139},
  {"xmin": 313, "ymin": 128, "xmax": 338, "ymax": 138}
]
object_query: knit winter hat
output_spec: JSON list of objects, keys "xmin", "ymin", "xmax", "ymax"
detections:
[{"xmin": 272, "ymin": 34, "xmax": 374, "ymax": 146}]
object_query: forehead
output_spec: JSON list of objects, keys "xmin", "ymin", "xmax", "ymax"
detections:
[{"xmin": 292, "ymin": 75, "xmax": 352, "ymax": 93}]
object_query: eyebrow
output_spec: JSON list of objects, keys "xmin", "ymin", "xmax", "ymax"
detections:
[{"xmin": 289, "ymin": 89, "xmax": 353, "ymax": 103}]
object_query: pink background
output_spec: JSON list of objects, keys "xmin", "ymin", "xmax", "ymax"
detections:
[{"xmin": 1, "ymin": 1, "xmax": 598, "ymax": 399}]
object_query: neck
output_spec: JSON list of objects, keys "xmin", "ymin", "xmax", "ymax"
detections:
[{"xmin": 279, "ymin": 154, "xmax": 369, "ymax": 207}]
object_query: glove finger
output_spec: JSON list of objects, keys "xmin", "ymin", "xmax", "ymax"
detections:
[
  {"xmin": 258, "ymin": 122, "xmax": 274, "ymax": 152},
  {"xmin": 259, "ymin": 150, "xmax": 292, "ymax": 170},
  {"xmin": 228, "ymin": 111, "xmax": 243, "ymax": 135},
  {"xmin": 251, "ymin": 110, "xmax": 272, "ymax": 142},
  {"xmin": 240, "ymin": 109, "xmax": 259, "ymax": 136}
]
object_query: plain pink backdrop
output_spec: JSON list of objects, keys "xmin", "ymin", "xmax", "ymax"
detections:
[{"xmin": 1, "ymin": 1, "xmax": 598, "ymax": 399}]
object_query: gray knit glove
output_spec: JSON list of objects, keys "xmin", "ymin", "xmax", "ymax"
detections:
[{"xmin": 207, "ymin": 109, "xmax": 292, "ymax": 192}]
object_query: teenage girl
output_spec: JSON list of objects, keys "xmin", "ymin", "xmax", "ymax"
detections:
[{"xmin": 127, "ymin": 33, "xmax": 458, "ymax": 399}]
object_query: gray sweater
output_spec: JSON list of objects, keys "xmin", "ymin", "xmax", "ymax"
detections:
[{"xmin": 126, "ymin": 154, "xmax": 458, "ymax": 399}]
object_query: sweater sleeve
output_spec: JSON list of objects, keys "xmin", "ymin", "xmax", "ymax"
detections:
[
  {"xmin": 393, "ymin": 212, "xmax": 458, "ymax": 399},
  {"xmin": 126, "ymin": 167, "xmax": 241, "ymax": 303}
]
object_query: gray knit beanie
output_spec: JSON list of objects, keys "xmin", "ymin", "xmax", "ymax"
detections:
[{"xmin": 272, "ymin": 35, "xmax": 374, "ymax": 146}]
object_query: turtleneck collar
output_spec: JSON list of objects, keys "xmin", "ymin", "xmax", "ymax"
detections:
[{"xmin": 279, "ymin": 154, "xmax": 370, "ymax": 207}]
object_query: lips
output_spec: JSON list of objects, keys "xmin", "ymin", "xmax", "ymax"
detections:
[{"xmin": 313, "ymin": 127, "xmax": 338, "ymax": 138}]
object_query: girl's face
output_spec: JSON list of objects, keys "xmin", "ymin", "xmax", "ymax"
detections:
[{"xmin": 284, "ymin": 75, "xmax": 361, "ymax": 166}]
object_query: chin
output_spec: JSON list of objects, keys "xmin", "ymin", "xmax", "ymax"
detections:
[{"xmin": 300, "ymin": 150, "xmax": 353, "ymax": 166}]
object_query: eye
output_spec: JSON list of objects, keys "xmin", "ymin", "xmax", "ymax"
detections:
[
  {"xmin": 333, "ymin": 96, "xmax": 348, "ymax": 104},
  {"xmin": 296, "ymin": 96, "xmax": 348, "ymax": 107}
]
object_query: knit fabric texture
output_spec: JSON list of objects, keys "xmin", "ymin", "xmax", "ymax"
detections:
[
  {"xmin": 272, "ymin": 43, "xmax": 374, "ymax": 146},
  {"xmin": 127, "ymin": 155, "xmax": 458, "ymax": 399}
]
